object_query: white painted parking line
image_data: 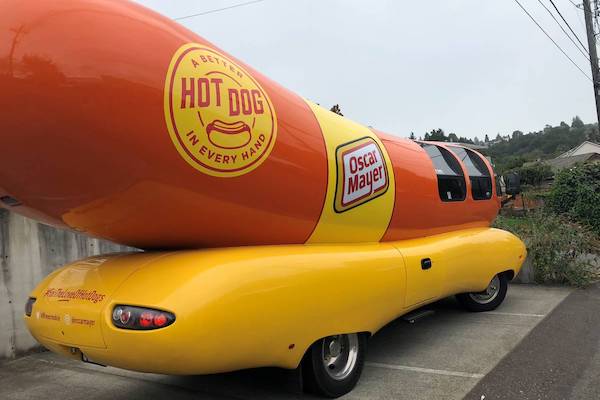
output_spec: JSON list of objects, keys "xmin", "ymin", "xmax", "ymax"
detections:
[
  {"xmin": 484, "ymin": 312, "xmax": 545, "ymax": 318},
  {"xmin": 366, "ymin": 362, "xmax": 484, "ymax": 379}
]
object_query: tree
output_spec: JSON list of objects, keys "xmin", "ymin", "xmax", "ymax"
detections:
[
  {"xmin": 485, "ymin": 134, "xmax": 490, "ymax": 143},
  {"xmin": 495, "ymin": 133, "xmax": 502, "ymax": 142},
  {"xmin": 409, "ymin": 132, "xmax": 416, "ymax": 140},
  {"xmin": 589, "ymin": 125, "xmax": 600, "ymax": 142},
  {"xmin": 512, "ymin": 130, "xmax": 523, "ymax": 140},
  {"xmin": 514, "ymin": 162, "xmax": 552, "ymax": 186},
  {"xmin": 427, "ymin": 128, "xmax": 446, "ymax": 141},
  {"xmin": 330, "ymin": 104, "xmax": 343, "ymax": 116},
  {"xmin": 548, "ymin": 163, "xmax": 600, "ymax": 234},
  {"xmin": 571, "ymin": 115, "xmax": 584, "ymax": 129},
  {"xmin": 448, "ymin": 133, "xmax": 458, "ymax": 142}
]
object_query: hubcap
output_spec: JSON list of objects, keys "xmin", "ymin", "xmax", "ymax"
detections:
[
  {"xmin": 469, "ymin": 275, "xmax": 501, "ymax": 304},
  {"xmin": 321, "ymin": 333, "xmax": 359, "ymax": 380}
]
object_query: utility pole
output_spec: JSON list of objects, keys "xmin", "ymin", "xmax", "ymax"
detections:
[{"xmin": 583, "ymin": 0, "xmax": 600, "ymax": 125}]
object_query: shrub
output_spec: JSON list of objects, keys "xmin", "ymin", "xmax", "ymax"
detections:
[
  {"xmin": 547, "ymin": 162, "xmax": 600, "ymax": 234},
  {"xmin": 494, "ymin": 211, "xmax": 599, "ymax": 286},
  {"xmin": 513, "ymin": 162, "xmax": 553, "ymax": 186}
]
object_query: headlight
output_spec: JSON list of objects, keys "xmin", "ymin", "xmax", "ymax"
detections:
[{"xmin": 111, "ymin": 305, "xmax": 175, "ymax": 330}]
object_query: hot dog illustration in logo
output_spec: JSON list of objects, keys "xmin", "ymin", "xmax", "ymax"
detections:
[
  {"xmin": 164, "ymin": 44, "xmax": 277, "ymax": 177},
  {"xmin": 206, "ymin": 120, "xmax": 251, "ymax": 149},
  {"xmin": 334, "ymin": 137, "xmax": 389, "ymax": 212}
]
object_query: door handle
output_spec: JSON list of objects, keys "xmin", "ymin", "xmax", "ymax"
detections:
[{"xmin": 421, "ymin": 258, "xmax": 432, "ymax": 270}]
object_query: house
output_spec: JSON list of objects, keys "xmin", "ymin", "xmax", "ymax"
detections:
[
  {"xmin": 546, "ymin": 152, "xmax": 600, "ymax": 172},
  {"xmin": 557, "ymin": 141, "xmax": 600, "ymax": 158},
  {"xmin": 547, "ymin": 141, "xmax": 600, "ymax": 172}
]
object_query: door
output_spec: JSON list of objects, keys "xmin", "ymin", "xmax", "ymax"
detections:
[{"xmin": 394, "ymin": 244, "xmax": 445, "ymax": 307}]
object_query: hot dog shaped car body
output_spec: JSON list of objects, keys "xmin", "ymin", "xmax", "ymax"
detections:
[{"xmin": 0, "ymin": 0, "xmax": 526, "ymax": 397}]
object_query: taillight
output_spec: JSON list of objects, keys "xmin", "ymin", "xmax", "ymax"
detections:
[
  {"xmin": 112, "ymin": 305, "xmax": 175, "ymax": 330},
  {"xmin": 25, "ymin": 297, "xmax": 36, "ymax": 317}
]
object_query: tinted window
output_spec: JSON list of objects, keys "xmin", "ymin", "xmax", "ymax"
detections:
[
  {"xmin": 420, "ymin": 144, "xmax": 466, "ymax": 202},
  {"xmin": 449, "ymin": 147, "xmax": 492, "ymax": 200}
]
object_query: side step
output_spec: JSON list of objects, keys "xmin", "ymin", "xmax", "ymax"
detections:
[{"xmin": 402, "ymin": 309, "xmax": 435, "ymax": 324}]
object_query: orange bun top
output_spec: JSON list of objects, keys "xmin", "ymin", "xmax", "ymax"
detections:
[{"xmin": 0, "ymin": 0, "xmax": 499, "ymax": 249}]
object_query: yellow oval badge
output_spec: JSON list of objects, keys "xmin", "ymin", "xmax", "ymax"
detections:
[{"xmin": 164, "ymin": 44, "xmax": 277, "ymax": 177}]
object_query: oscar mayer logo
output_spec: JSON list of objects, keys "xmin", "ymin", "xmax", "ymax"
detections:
[
  {"xmin": 164, "ymin": 43, "xmax": 277, "ymax": 177},
  {"xmin": 334, "ymin": 137, "xmax": 389, "ymax": 212}
]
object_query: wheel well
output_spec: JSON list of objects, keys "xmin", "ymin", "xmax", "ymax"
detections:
[
  {"xmin": 502, "ymin": 269, "xmax": 515, "ymax": 281},
  {"xmin": 301, "ymin": 331, "xmax": 372, "ymax": 363}
]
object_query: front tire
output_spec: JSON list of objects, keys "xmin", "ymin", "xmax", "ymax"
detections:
[
  {"xmin": 456, "ymin": 273, "xmax": 508, "ymax": 312},
  {"xmin": 302, "ymin": 333, "xmax": 367, "ymax": 398}
]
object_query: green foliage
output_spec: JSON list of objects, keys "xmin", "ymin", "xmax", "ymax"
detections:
[
  {"xmin": 513, "ymin": 162, "xmax": 552, "ymax": 186},
  {"xmin": 494, "ymin": 212, "xmax": 599, "ymax": 286},
  {"xmin": 423, "ymin": 128, "xmax": 473, "ymax": 144},
  {"xmin": 572, "ymin": 115, "xmax": 584, "ymax": 129},
  {"xmin": 512, "ymin": 130, "xmax": 524, "ymax": 140},
  {"xmin": 496, "ymin": 155, "xmax": 525, "ymax": 172},
  {"xmin": 547, "ymin": 163, "xmax": 600, "ymax": 234}
]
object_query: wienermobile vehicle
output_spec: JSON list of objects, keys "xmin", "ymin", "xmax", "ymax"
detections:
[{"xmin": 0, "ymin": 0, "xmax": 526, "ymax": 397}]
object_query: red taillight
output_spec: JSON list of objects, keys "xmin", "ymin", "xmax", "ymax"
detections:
[
  {"xmin": 153, "ymin": 313, "xmax": 168, "ymax": 327},
  {"xmin": 111, "ymin": 305, "xmax": 175, "ymax": 330},
  {"xmin": 139, "ymin": 312, "xmax": 153, "ymax": 328}
]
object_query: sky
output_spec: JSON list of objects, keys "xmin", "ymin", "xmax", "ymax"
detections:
[{"xmin": 134, "ymin": 0, "xmax": 597, "ymax": 140}]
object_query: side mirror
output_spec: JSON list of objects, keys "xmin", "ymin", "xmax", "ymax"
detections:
[{"xmin": 504, "ymin": 172, "xmax": 521, "ymax": 195}]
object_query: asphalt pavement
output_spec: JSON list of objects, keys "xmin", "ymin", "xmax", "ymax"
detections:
[
  {"xmin": 465, "ymin": 283, "xmax": 600, "ymax": 400},
  {"xmin": 0, "ymin": 284, "xmax": 577, "ymax": 400}
]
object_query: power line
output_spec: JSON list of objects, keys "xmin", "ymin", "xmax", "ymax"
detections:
[
  {"xmin": 548, "ymin": 0, "xmax": 589, "ymax": 52},
  {"xmin": 513, "ymin": 0, "xmax": 592, "ymax": 81},
  {"xmin": 174, "ymin": 0, "xmax": 266, "ymax": 21},
  {"xmin": 537, "ymin": 0, "xmax": 590, "ymax": 60}
]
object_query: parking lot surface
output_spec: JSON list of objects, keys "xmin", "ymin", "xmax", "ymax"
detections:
[{"xmin": 0, "ymin": 284, "xmax": 572, "ymax": 400}]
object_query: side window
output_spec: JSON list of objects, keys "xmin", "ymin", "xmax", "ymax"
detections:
[
  {"xmin": 449, "ymin": 147, "xmax": 492, "ymax": 200},
  {"xmin": 420, "ymin": 143, "xmax": 466, "ymax": 202}
]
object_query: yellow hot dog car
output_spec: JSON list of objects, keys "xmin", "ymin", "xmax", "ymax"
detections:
[
  {"xmin": 0, "ymin": 0, "xmax": 528, "ymax": 397},
  {"xmin": 25, "ymin": 228, "xmax": 525, "ymax": 397}
]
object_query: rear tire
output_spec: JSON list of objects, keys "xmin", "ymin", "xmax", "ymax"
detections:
[
  {"xmin": 302, "ymin": 333, "xmax": 367, "ymax": 398},
  {"xmin": 456, "ymin": 273, "xmax": 508, "ymax": 312}
]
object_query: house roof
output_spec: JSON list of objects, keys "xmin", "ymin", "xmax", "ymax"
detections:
[
  {"xmin": 546, "ymin": 152, "xmax": 600, "ymax": 171},
  {"xmin": 558, "ymin": 141, "xmax": 600, "ymax": 158}
]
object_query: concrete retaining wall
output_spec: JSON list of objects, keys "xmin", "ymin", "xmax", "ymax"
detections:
[{"xmin": 0, "ymin": 209, "xmax": 133, "ymax": 359}]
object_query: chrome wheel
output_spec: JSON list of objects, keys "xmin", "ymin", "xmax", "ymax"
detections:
[
  {"xmin": 321, "ymin": 333, "xmax": 359, "ymax": 381},
  {"xmin": 469, "ymin": 275, "xmax": 501, "ymax": 304}
]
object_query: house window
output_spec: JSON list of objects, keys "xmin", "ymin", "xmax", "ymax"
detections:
[
  {"xmin": 420, "ymin": 143, "xmax": 466, "ymax": 202},
  {"xmin": 449, "ymin": 147, "xmax": 492, "ymax": 200}
]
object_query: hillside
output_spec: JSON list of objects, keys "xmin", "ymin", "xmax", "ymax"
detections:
[{"xmin": 481, "ymin": 117, "xmax": 599, "ymax": 172}]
